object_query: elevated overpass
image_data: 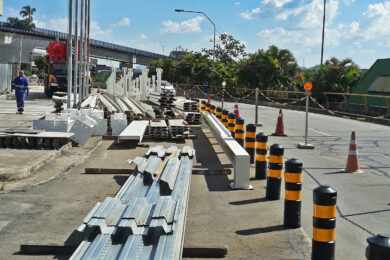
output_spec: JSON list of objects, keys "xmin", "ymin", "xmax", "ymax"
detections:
[{"xmin": 0, "ymin": 21, "xmax": 166, "ymax": 65}]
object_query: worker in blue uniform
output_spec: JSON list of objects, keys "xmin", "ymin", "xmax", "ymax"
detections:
[{"xmin": 11, "ymin": 71, "xmax": 29, "ymax": 114}]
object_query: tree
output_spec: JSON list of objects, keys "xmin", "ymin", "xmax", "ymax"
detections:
[
  {"xmin": 6, "ymin": 5, "xmax": 36, "ymax": 30},
  {"xmin": 20, "ymin": 5, "xmax": 36, "ymax": 25},
  {"xmin": 237, "ymin": 45, "xmax": 299, "ymax": 90},
  {"xmin": 203, "ymin": 33, "xmax": 246, "ymax": 64}
]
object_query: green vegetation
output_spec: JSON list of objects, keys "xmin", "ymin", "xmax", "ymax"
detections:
[
  {"xmin": 6, "ymin": 5, "xmax": 36, "ymax": 30},
  {"xmin": 151, "ymin": 33, "xmax": 362, "ymax": 98}
]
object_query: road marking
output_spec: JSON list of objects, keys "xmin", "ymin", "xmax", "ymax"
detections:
[{"xmin": 309, "ymin": 128, "xmax": 332, "ymax": 137}]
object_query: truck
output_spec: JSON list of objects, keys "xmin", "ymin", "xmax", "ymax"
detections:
[{"xmin": 44, "ymin": 62, "xmax": 67, "ymax": 97}]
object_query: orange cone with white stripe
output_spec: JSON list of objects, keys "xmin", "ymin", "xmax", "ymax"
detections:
[
  {"xmin": 345, "ymin": 131, "xmax": 361, "ymax": 173},
  {"xmin": 234, "ymin": 104, "xmax": 241, "ymax": 118}
]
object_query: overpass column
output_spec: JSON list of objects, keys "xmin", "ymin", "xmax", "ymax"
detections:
[{"xmin": 156, "ymin": 68, "xmax": 163, "ymax": 93}]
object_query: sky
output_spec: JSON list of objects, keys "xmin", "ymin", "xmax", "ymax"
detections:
[{"xmin": 1, "ymin": 0, "xmax": 390, "ymax": 68}]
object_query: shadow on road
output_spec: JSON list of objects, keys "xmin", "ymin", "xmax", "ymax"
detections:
[
  {"xmin": 236, "ymin": 224, "xmax": 286, "ymax": 236},
  {"xmin": 229, "ymin": 197, "xmax": 268, "ymax": 206},
  {"xmin": 192, "ymin": 127, "xmax": 231, "ymax": 192}
]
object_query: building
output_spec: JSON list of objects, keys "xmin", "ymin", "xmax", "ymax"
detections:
[
  {"xmin": 349, "ymin": 58, "xmax": 390, "ymax": 114},
  {"xmin": 353, "ymin": 58, "xmax": 390, "ymax": 94}
]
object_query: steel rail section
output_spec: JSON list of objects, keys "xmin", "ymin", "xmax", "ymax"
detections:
[
  {"xmin": 202, "ymin": 112, "xmax": 252, "ymax": 190},
  {"xmin": 70, "ymin": 146, "xmax": 194, "ymax": 260}
]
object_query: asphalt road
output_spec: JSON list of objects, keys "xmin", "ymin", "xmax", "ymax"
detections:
[{"xmin": 218, "ymin": 100, "xmax": 390, "ymax": 260}]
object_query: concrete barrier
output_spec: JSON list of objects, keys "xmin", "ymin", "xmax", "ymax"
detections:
[{"xmin": 202, "ymin": 112, "xmax": 252, "ymax": 190}]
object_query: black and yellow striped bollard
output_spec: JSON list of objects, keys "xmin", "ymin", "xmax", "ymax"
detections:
[
  {"xmin": 312, "ymin": 186, "xmax": 337, "ymax": 260},
  {"xmin": 210, "ymin": 105, "xmax": 216, "ymax": 115},
  {"xmin": 284, "ymin": 159, "xmax": 303, "ymax": 228},
  {"xmin": 222, "ymin": 110, "xmax": 229, "ymax": 127},
  {"xmin": 235, "ymin": 117, "xmax": 245, "ymax": 147},
  {"xmin": 216, "ymin": 107, "xmax": 222, "ymax": 120},
  {"xmin": 228, "ymin": 113, "xmax": 236, "ymax": 137},
  {"xmin": 245, "ymin": 124, "xmax": 256, "ymax": 164},
  {"xmin": 200, "ymin": 101, "xmax": 206, "ymax": 112},
  {"xmin": 266, "ymin": 144, "xmax": 284, "ymax": 200},
  {"xmin": 205, "ymin": 102, "xmax": 210, "ymax": 112},
  {"xmin": 255, "ymin": 133, "xmax": 268, "ymax": 180}
]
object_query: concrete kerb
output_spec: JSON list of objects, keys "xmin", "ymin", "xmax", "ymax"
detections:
[
  {"xmin": 0, "ymin": 137, "xmax": 102, "ymax": 192},
  {"xmin": 0, "ymin": 143, "xmax": 72, "ymax": 182}
]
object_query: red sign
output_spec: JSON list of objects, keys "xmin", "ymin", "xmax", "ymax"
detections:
[
  {"xmin": 47, "ymin": 41, "xmax": 67, "ymax": 63},
  {"xmin": 304, "ymin": 81, "xmax": 313, "ymax": 91}
]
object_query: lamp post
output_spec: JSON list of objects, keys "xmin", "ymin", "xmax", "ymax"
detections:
[
  {"xmin": 221, "ymin": 81, "xmax": 226, "ymax": 109},
  {"xmin": 174, "ymin": 9, "xmax": 216, "ymax": 61},
  {"xmin": 320, "ymin": 0, "xmax": 327, "ymax": 65}
]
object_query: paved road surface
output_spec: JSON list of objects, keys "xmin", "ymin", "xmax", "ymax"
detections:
[
  {"xmin": 218, "ymin": 101, "xmax": 390, "ymax": 260},
  {"xmin": 0, "ymin": 86, "xmax": 53, "ymax": 129}
]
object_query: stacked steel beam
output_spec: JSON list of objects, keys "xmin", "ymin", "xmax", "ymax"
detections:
[
  {"xmin": 168, "ymin": 119, "xmax": 186, "ymax": 139},
  {"xmin": 146, "ymin": 120, "xmax": 169, "ymax": 139},
  {"xmin": 149, "ymin": 90, "xmax": 176, "ymax": 119},
  {"xmin": 70, "ymin": 146, "xmax": 195, "ymax": 260},
  {"xmin": 174, "ymin": 98, "xmax": 200, "ymax": 125}
]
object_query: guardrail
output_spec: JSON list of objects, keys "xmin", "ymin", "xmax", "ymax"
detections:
[{"xmin": 202, "ymin": 111, "xmax": 252, "ymax": 190}]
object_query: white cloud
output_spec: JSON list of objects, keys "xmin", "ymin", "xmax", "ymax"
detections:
[
  {"xmin": 263, "ymin": 0, "xmax": 293, "ymax": 8},
  {"xmin": 115, "ymin": 17, "xmax": 131, "ymax": 27},
  {"xmin": 35, "ymin": 17, "xmax": 68, "ymax": 32},
  {"xmin": 234, "ymin": 2, "xmax": 241, "ymax": 6},
  {"xmin": 161, "ymin": 16, "xmax": 204, "ymax": 33},
  {"xmin": 140, "ymin": 33, "xmax": 148, "ymax": 40},
  {"xmin": 240, "ymin": 8, "xmax": 261, "ymax": 20},
  {"xmin": 90, "ymin": 21, "xmax": 113, "ymax": 38}
]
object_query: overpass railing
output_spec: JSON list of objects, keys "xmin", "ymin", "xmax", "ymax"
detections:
[{"xmin": 0, "ymin": 21, "xmax": 166, "ymax": 59}]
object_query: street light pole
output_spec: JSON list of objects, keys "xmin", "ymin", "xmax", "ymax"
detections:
[
  {"xmin": 174, "ymin": 9, "xmax": 216, "ymax": 61},
  {"xmin": 320, "ymin": 0, "xmax": 327, "ymax": 65}
]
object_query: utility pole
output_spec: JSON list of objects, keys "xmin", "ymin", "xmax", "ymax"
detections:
[
  {"xmin": 73, "ymin": 0, "xmax": 79, "ymax": 107},
  {"xmin": 67, "ymin": 0, "xmax": 73, "ymax": 109},
  {"xmin": 255, "ymin": 88, "xmax": 259, "ymax": 126},
  {"xmin": 221, "ymin": 81, "xmax": 226, "ymax": 109},
  {"xmin": 320, "ymin": 0, "xmax": 327, "ymax": 65}
]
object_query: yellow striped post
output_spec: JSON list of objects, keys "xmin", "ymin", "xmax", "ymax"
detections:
[
  {"xmin": 235, "ymin": 117, "xmax": 245, "ymax": 147},
  {"xmin": 312, "ymin": 186, "xmax": 337, "ymax": 260},
  {"xmin": 228, "ymin": 113, "xmax": 236, "ymax": 137},
  {"xmin": 266, "ymin": 144, "xmax": 284, "ymax": 200},
  {"xmin": 245, "ymin": 124, "xmax": 256, "ymax": 164},
  {"xmin": 255, "ymin": 133, "xmax": 268, "ymax": 180},
  {"xmin": 216, "ymin": 107, "xmax": 222, "ymax": 120},
  {"xmin": 222, "ymin": 110, "xmax": 229, "ymax": 127},
  {"xmin": 284, "ymin": 159, "xmax": 303, "ymax": 228}
]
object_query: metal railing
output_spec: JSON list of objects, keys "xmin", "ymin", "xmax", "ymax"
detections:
[{"xmin": 0, "ymin": 21, "xmax": 166, "ymax": 59}]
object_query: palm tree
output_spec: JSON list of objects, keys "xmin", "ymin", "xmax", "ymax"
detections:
[{"xmin": 20, "ymin": 5, "xmax": 36, "ymax": 24}]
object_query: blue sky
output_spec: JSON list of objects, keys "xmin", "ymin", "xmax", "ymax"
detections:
[{"xmin": 1, "ymin": 0, "xmax": 390, "ymax": 68}]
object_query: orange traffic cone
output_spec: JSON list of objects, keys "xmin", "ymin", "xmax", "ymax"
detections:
[
  {"xmin": 234, "ymin": 104, "xmax": 241, "ymax": 118},
  {"xmin": 272, "ymin": 109, "xmax": 287, "ymax": 137},
  {"xmin": 345, "ymin": 131, "xmax": 362, "ymax": 173}
]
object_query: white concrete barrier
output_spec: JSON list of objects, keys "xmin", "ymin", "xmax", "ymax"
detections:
[{"xmin": 202, "ymin": 112, "xmax": 252, "ymax": 190}]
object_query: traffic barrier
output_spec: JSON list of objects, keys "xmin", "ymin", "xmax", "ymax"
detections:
[
  {"xmin": 366, "ymin": 234, "xmax": 390, "ymax": 260},
  {"xmin": 222, "ymin": 110, "xmax": 229, "ymax": 127},
  {"xmin": 255, "ymin": 133, "xmax": 268, "ymax": 180},
  {"xmin": 202, "ymin": 112, "xmax": 252, "ymax": 190},
  {"xmin": 245, "ymin": 124, "xmax": 256, "ymax": 164},
  {"xmin": 266, "ymin": 144, "xmax": 284, "ymax": 200},
  {"xmin": 235, "ymin": 117, "xmax": 245, "ymax": 147},
  {"xmin": 210, "ymin": 105, "xmax": 216, "ymax": 116},
  {"xmin": 234, "ymin": 104, "xmax": 241, "ymax": 118},
  {"xmin": 216, "ymin": 107, "xmax": 222, "ymax": 120},
  {"xmin": 345, "ymin": 131, "xmax": 361, "ymax": 173},
  {"xmin": 205, "ymin": 103, "xmax": 210, "ymax": 112},
  {"xmin": 200, "ymin": 101, "xmax": 206, "ymax": 112},
  {"xmin": 312, "ymin": 186, "xmax": 337, "ymax": 260},
  {"xmin": 284, "ymin": 159, "xmax": 303, "ymax": 228},
  {"xmin": 272, "ymin": 109, "xmax": 287, "ymax": 137},
  {"xmin": 228, "ymin": 113, "xmax": 236, "ymax": 137}
]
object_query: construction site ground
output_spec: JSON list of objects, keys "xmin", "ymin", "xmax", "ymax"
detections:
[{"xmin": 0, "ymin": 121, "xmax": 311, "ymax": 259}]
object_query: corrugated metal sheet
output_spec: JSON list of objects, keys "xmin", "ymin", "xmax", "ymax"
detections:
[{"xmin": 70, "ymin": 145, "xmax": 194, "ymax": 260}]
